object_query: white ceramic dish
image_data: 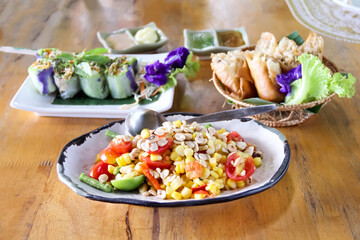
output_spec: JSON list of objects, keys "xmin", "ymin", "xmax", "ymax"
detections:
[
  {"xmin": 184, "ymin": 27, "xmax": 250, "ymax": 56},
  {"xmin": 97, "ymin": 22, "xmax": 169, "ymax": 54},
  {"xmin": 10, "ymin": 53, "xmax": 175, "ymax": 118},
  {"xmin": 57, "ymin": 113, "xmax": 290, "ymax": 207}
]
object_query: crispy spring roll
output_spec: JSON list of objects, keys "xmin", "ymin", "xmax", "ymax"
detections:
[
  {"xmin": 211, "ymin": 51, "xmax": 257, "ymax": 100},
  {"xmin": 245, "ymin": 51, "xmax": 285, "ymax": 103}
]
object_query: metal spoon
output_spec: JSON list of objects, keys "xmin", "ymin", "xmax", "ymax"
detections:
[{"xmin": 125, "ymin": 104, "xmax": 277, "ymax": 136}]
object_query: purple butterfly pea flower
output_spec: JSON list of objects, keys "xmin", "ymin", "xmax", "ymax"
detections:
[
  {"xmin": 144, "ymin": 60, "xmax": 170, "ymax": 86},
  {"xmin": 164, "ymin": 47, "xmax": 190, "ymax": 69},
  {"xmin": 276, "ymin": 64, "xmax": 302, "ymax": 95}
]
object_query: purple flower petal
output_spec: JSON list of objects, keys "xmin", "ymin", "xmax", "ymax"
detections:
[
  {"xmin": 164, "ymin": 47, "xmax": 190, "ymax": 69},
  {"xmin": 276, "ymin": 64, "xmax": 302, "ymax": 95},
  {"xmin": 144, "ymin": 72, "xmax": 168, "ymax": 86}
]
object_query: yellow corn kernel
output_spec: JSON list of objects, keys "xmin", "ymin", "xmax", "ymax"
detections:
[
  {"xmin": 170, "ymin": 176, "xmax": 183, "ymax": 191},
  {"xmin": 175, "ymin": 156, "xmax": 183, "ymax": 162},
  {"xmin": 175, "ymin": 145, "xmax": 185, "ymax": 156},
  {"xmin": 95, "ymin": 154, "xmax": 101, "ymax": 163},
  {"xmin": 166, "ymin": 186, "xmax": 175, "ymax": 198},
  {"xmin": 175, "ymin": 164, "xmax": 184, "ymax": 174},
  {"xmin": 170, "ymin": 151, "xmax": 179, "ymax": 161},
  {"xmin": 200, "ymin": 167, "xmax": 211, "ymax": 179},
  {"xmin": 181, "ymin": 187, "xmax": 192, "ymax": 199},
  {"xmin": 209, "ymin": 158, "xmax": 217, "ymax": 168},
  {"xmin": 185, "ymin": 181, "xmax": 194, "ymax": 189},
  {"xmin": 236, "ymin": 181, "xmax": 246, "ymax": 188},
  {"xmin": 213, "ymin": 153, "xmax": 222, "ymax": 161},
  {"xmin": 206, "ymin": 182, "xmax": 220, "ymax": 195},
  {"xmin": 160, "ymin": 184, "xmax": 166, "ymax": 190},
  {"xmin": 217, "ymin": 128, "xmax": 226, "ymax": 134},
  {"xmin": 192, "ymin": 132, "xmax": 198, "ymax": 140},
  {"xmin": 217, "ymin": 168, "xmax": 224, "ymax": 177},
  {"xmin": 207, "ymin": 140, "xmax": 215, "ymax": 148},
  {"xmin": 140, "ymin": 129, "xmax": 150, "ymax": 139},
  {"xmin": 193, "ymin": 192, "xmax": 206, "ymax": 200},
  {"xmin": 227, "ymin": 179, "xmax": 237, "ymax": 189},
  {"xmin": 254, "ymin": 157, "xmax": 262, "ymax": 168},
  {"xmin": 185, "ymin": 156, "xmax": 196, "ymax": 163},
  {"xmin": 203, "ymin": 179, "xmax": 210, "ymax": 184},
  {"xmin": 171, "ymin": 191, "xmax": 182, "ymax": 200},
  {"xmin": 108, "ymin": 165, "xmax": 115, "ymax": 174},
  {"xmin": 116, "ymin": 156, "xmax": 127, "ymax": 167},
  {"xmin": 193, "ymin": 178, "xmax": 205, "ymax": 187},
  {"xmin": 215, "ymin": 179, "xmax": 225, "ymax": 189},
  {"xmin": 173, "ymin": 120, "xmax": 182, "ymax": 128},
  {"xmin": 184, "ymin": 148, "xmax": 194, "ymax": 158},
  {"xmin": 215, "ymin": 139, "xmax": 226, "ymax": 148},
  {"xmin": 150, "ymin": 154, "xmax": 162, "ymax": 161},
  {"xmin": 122, "ymin": 153, "xmax": 131, "ymax": 164},
  {"xmin": 212, "ymin": 166, "xmax": 219, "ymax": 172},
  {"xmin": 210, "ymin": 170, "xmax": 219, "ymax": 179}
]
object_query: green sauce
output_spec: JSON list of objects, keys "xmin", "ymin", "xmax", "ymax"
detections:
[{"xmin": 188, "ymin": 32, "xmax": 214, "ymax": 49}]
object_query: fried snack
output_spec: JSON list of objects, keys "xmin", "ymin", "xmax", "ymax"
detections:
[
  {"xmin": 255, "ymin": 32, "xmax": 278, "ymax": 56},
  {"xmin": 273, "ymin": 37, "xmax": 299, "ymax": 72},
  {"xmin": 211, "ymin": 51, "xmax": 257, "ymax": 100},
  {"xmin": 298, "ymin": 31, "xmax": 324, "ymax": 60},
  {"xmin": 245, "ymin": 51, "xmax": 285, "ymax": 103}
]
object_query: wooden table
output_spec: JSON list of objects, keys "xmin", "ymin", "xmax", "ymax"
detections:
[{"xmin": 0, "ymin": 0, "xmax": 359, "ymax": 239}]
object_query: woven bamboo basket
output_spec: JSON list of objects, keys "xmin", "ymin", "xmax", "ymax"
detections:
[{"xmin": 212, "ymin": 47, "xmax": 338, "ymax": 127}]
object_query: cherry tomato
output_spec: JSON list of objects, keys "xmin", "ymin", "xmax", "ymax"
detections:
[
  {"xmin": 192, "ymin": 185, "xmax": 207, "ymax": 192},
  {"xmin": 99, "ymin": 147, "xmax": 120, "ymax": 164},
  {"xmin": 141, "ymin": 155, "xmax": 172, "ymax": 169},
  {"xmin": 227, "ymin": 131, "xmax": 244, "ymax": 142},
  {"xmin": 193, "ymin": 190, "xmax": 209, "ymax": 197},
  {"xmin": 109, "ymin": 138, "xmax": 132, "ymax": 154},
  {"xmin": 185, "ymin": 161, "xmax": 203, "ymax": 179},
  {"xmin": 89, "ymin": 161, "xmax": 114, "ymax": 181},
  {"xmin": 148, "ymin": 138, "xmax": 173, "ymax": 155},
  {"xmin": 225, "ymin": 152, "xmax": 255, "ymax": 181},
  {"xmin": 139, "ymin": 163, "xmax": 161, "ymax": 190}
]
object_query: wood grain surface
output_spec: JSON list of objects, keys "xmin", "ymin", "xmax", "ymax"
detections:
[{"xmin": 0, "ymin": 0, "xmax": 359, "ymax": 239}]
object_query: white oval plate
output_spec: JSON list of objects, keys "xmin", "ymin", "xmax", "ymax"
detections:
[{"xmin": 57, "ymin": 113, "xmax": 290, "ymax": 207}]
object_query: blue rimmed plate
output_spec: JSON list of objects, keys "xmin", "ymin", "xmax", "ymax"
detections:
[{"xmin": 57, "ymin": 113, "xmax": 290, "ymax": 207}]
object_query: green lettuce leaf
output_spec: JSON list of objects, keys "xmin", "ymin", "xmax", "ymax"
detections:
[{"xmin": 328, "ymin": 72, "xmax": 356, "ymax": 98}]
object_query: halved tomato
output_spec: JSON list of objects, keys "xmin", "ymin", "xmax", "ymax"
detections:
[
  {"xmin": 147, "ymin": 138, "xmax": 173, "ymax": 155},
  {"xmin": 89, "ymin": 161, "xmax": 114, "ymax": 181},
  {"xmin": 99, "ymin": 147, "xmax": 120, "ymax": 164},
  {"xmin": 225, "ymin": 152, "xmax": 255, "ymax": 181},
  {"xmin": 227, "ymin": 131, "xmax": 244, "ymax": 142},
  {"xmin": 109, "ymin": 138, "xmax": 132, "ymax": 154},
  {"xmin": 141, "ymin": 155, "xmax": 172, "ymax": 169}
]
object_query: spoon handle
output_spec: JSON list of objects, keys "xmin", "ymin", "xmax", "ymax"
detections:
[{"xmin": 186, "ymin": 104, "xmax": 277, "ymax": 124}]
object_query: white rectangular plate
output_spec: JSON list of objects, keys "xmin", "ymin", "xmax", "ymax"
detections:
[{"xmin": 10, "ymin": 53, "xmax": 174, "ymax": 118}]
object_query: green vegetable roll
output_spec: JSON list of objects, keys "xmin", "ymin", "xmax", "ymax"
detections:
[
  {"xmin": 105, "ymin": 56, "xmax": 138, "ymax": 99},
  {"xmin": 53, "ymin": 61, "xmax": 81, "ymax": 99},
  {"xmin": 28, "ymin": 59, "xmax": 57, "ymax": 95},
  {"xmin": 75, "ymin": 61, "xmax": 109, "ymax": 99}
]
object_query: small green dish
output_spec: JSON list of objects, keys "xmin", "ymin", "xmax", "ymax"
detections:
[
  {"xmin": 183, "ymin": 27, "xmax": 249, "ymax": 56},
  {"xmin": 97, "ymin": 22, "xmax": 169, "ymax": 54}
]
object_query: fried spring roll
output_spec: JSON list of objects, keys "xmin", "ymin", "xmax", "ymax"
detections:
[
  {"xmin": 245, "ymin": 51, "xmax": 285, "ymax": 103},
  {"xmin": 211, "ymin": 51, "xmax": 257, "ymax": 100}
]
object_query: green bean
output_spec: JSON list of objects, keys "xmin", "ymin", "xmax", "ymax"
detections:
[
  {"xmin": 105, "ymin": 130, "xmax": 118, "ymax": 139},
  {"xmin": 79, "ymin": 173, "xmax": 113, "ymax": 193}
]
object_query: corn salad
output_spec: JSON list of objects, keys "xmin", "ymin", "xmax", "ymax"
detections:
[{"xmin": 83, "ymin": 120, "xmax": 263, "ymax": 200}]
